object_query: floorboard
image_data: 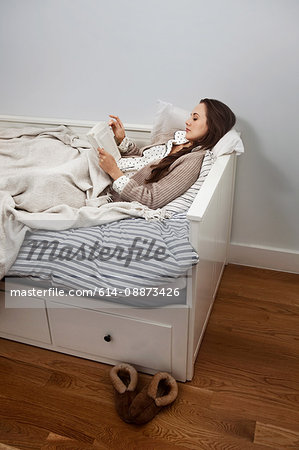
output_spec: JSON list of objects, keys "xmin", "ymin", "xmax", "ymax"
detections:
[{"xmin": 0, "ymin": 264, "xmax": 298, "ymax": 449}]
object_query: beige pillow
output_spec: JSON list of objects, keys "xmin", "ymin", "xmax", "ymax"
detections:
[{"xmin": 150, "ymin": 100, "xmax": 189, "ymax": 144}]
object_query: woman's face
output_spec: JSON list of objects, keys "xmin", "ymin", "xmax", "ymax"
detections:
[{"xmin": 185, "ymin": 103, "xmax": 208, "ymax": 142}]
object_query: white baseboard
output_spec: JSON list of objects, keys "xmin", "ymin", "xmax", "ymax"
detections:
[{"xmin": 228, "ymin": 243, "xmax": 299, "ymax": 274}]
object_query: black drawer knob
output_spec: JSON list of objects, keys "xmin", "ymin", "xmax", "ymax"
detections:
[{"xmin": 104, "ymin": 334, "xmax": 111, "ymax": 342}]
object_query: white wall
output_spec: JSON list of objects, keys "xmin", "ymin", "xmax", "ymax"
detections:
[{"xmin": 1, "ymin": 0, "xmax": 298, "ymax": 271}]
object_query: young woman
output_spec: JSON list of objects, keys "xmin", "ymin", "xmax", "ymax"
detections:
[{"xmin": 98, "ymin": 98, "xmax": 236, "ymax": 209}]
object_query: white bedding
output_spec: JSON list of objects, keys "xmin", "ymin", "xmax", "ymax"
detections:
[{"xmin": 0, "ymin": 126, "xmax": 169, "ymax": 279}]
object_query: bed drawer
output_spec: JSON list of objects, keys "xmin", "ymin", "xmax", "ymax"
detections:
[
  {"xmin": 47, "ymin": 302, "xmax": 172, "ymax": 372},
  {"xmin": 0, "ymin": 291, "xmax": 51, "ymax": 344}
]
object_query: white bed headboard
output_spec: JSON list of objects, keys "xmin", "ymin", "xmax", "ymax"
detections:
[{"xmin": 0, "ymin": 115, "xmax": 153, "ymax": 149}]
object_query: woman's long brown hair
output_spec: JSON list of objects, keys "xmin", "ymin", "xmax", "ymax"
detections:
[{"xmin": 145, "ymin": 98, "xmax": 236, "ymax": 184}]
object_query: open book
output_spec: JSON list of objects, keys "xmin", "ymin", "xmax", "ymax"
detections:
[{"xmin": 87, "ymin": 121, "xmax": 121, "ymax": 161}]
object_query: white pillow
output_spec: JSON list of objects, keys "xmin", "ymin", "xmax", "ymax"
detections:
[
  {"xmin": 212, "ymin": 128, "xmax": 244, "ymax": 157},
  {"xmin": 150, "ymin": 100, "xmax": 189, "ymax": 144},
  {"xmin": 165, "ymin": 151, "xmax": 214, "ymax": 214},
  {"xmin": 151, "ymin": 99, "xmax": 244, "ymax": 157}
]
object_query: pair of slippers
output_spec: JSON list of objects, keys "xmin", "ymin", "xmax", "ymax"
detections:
[{"xmin": 110, "ymin": 363, "xmax": 178, "ymax": 425}]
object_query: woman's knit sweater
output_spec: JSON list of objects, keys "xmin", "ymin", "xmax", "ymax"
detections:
[{"xmin": 110, "ymin": 138, "xmax": 206, "ymax": 209}]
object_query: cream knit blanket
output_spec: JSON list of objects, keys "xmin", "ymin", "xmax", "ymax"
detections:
[{"xmin": 0, "ymin": 125, "xmax": 169, "ymax": 278}]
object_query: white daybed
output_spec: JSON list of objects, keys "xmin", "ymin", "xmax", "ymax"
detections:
[{"xmin": 0, "ymin": 115, "xmax": 236, "ymax": 381}]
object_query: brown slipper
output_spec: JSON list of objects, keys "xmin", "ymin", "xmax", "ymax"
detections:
[
  {"xmin": 129, "ymin": 372, "xmax": 178, "ymax": 425},
  {"xmin": 109, "ymin": 363, "xmax": 138, "ymax": 423}
]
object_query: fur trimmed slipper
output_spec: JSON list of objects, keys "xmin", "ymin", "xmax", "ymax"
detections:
[
  {"xmin": 129, "ymin": 372, "xmax": 178, "ymax": 425},
  {"xmin": 109, "ymin": 363, "xmax": 138, "ymax": 423}
]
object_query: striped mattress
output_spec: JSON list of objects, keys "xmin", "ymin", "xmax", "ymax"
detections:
[{"xmin": 8, "ymin": 213, "xmax": 199, "ymax": 301}]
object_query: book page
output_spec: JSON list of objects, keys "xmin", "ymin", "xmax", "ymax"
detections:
[{"xmin": 87, "ymin": 122, "xmax": 121, "ymax": 161}]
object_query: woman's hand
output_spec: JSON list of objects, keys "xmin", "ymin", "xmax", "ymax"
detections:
[
  {"xmin": 98, "ymin": 148, "xmax": 124, "ymax": 180},
  {"xmin": 109, "ymin": 115, "xmax": 126, "ymax": 145}
]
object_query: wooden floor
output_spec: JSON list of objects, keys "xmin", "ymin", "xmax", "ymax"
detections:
[{"xmin": 0, "ymin": 264, "xmax": 299, "ymax": 449}]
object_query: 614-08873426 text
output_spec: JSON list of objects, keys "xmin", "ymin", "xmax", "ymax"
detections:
[{"xmin": 94, "ymin": 287, "xmax": 181, "ymax": 297}]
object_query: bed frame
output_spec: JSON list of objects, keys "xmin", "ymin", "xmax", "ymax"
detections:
[{"xmin": 0, "ymin": 115, "xmax": 236, "ymax": 381}]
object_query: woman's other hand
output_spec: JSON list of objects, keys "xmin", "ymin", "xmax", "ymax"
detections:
[
  {"xmin": 109, "ymin": 115, "xmax": 126, "ymax": 145},
  {"xmin": 98, "ymin": 148, "xmax": 124, "ymax": 180}
]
